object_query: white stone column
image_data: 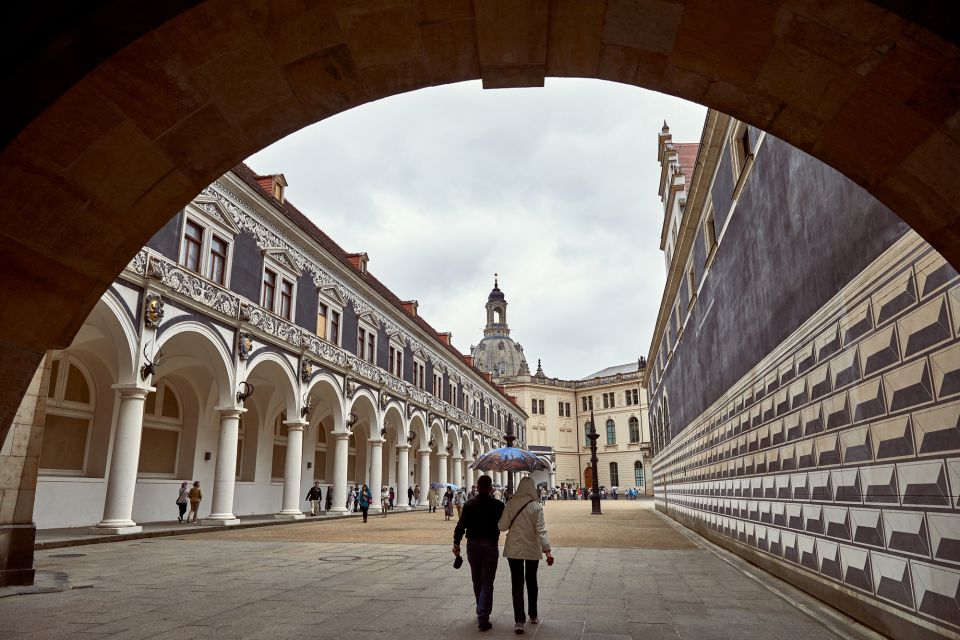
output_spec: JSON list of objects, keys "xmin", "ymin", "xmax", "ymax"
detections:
[
  {"xmin": 464, "ymin": 458, "xmax": 475, "ymax": 489},
  {"xmin": 369, "ymin": 438, "xmax": 384, "ymax": 512},
  {"xmin": 418, "ymin": 448, "xmax": 431, "ymax": 507},
  {"xmin": 332, "ymin": 431, "xmax": 350, "ymax": 514},
  {"xmin": 202, "ymin": 407, "xmax": 244, "ymax": 525},
  {"xmin": 452, "ymin": 455, "xmax": 463, "ymax": 488},
  {"xmin": 550, "ymin": 470, "xmax": 557, "ymax": 488},
  {"xmin": 436, "ymin": 452, "xmax": 448, "ymax": 486},
  {"xmin": 276, "ymin": 419, "xmax": 307, "ymax": 519},
  {"xmin": 97, "ymin": 384, "xmax": 152, "ymax": 534},
  {"xmin": 396, "ymin": 443, "xmax": 411, "ymax": 509}
]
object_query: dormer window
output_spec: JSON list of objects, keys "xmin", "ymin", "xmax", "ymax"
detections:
[
  {"xmin": 179, "ymin": 201, "xmax": 238, "ymax": 286},
  {"xmin": 255, "ymin": 173, "xmax": 288, "ymax": 203}
]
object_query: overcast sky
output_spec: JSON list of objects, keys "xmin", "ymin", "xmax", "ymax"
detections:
[{"xmin": 247, "ymin": 79, "xmax": 706, "ymax": 380}]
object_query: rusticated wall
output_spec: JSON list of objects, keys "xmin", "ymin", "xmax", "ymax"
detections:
[{"xmin": 654, "ymin": 232, "xmax": 960, "ymax": 639}]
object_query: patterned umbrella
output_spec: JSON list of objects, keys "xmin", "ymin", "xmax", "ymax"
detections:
[{"xmin": 469, "ymin": 446, "xmax": 547, "ymax": 472}]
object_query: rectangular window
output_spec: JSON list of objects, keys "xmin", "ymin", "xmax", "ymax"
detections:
[
  {"xmin": 389, "ymin": 345, "xmax": 403, "ymax": 378},
  {"xmin": 609, "ymin": 462, "xmax": 619, "ymax": 486},
  {"xmin": 532, "ymin": 399, "xmax": 538, "ymax": 414},
  {"xmin": 279, "ymin": 279, "xmax": 293, "ymax": 320},
  {"xmin": 566, "ymin": 402, "xmax": 571, "ymax": 417},
  {"xmin": 538, "ymin": 399, "xmax": 544, "ymax": 415},
  {"xmin": 209, "ymin": 234, "xmax": 228, "ymax": 285},
  {"xmin": 433, "ymin": 373, "xmax": 442, "ymax": 397},
  {"xmin": 317, "ymin": 303, "xmax": 328, "ymax": 339},
  {"xmin": 558, "ymin": 401, "xmax": 563, "ymax": 415},
  {"xmin": 449, "ymin": 382, "xmax": 457, "ymax": 404},
  {"xmin": 330, "ymin": 311, "xmax": 340, "ymax": 346},
  {"xmin": 262, "ymin": 269, "xmax": 277, "ymax": 311},
  {"xmin": 606, "ymin": 421, "xmax": 616, "ymax": 445},
  {"xmin": 181, "ymin": 220, "xmax": 203, "ymax": 272},
  {"xmin": 358, "ymin": 327, "xmax": 366, "ymax": 359},
  {"xmin": 366, "ymin": 332, "xmax": 375, "ymax": 363},
  {"xmin": 582, "ymin": 397, "xmax": 588, "ymax": 412},
  {"xmin": 602, "ymin": 393, "xmax": 609, "ymax": 409}
]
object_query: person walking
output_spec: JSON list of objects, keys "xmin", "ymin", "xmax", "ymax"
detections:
[
  {"xmin": 389, "ymin": 486, "xmax": 395, "ymax": 510},
  {"xmin": 408, "ymin": 484, "xmax": 414, "ymax": 507},
  {"xmin": 175, "ymin": 481, "xmax": 189, "ymax": 523},
  {"xmin": 453, "ymin": 475, "xmax": 505, "ymax": 632},
  {"xmin": 413, "ymin": 484, "xmax": 421, "ymax": 507},
  {"xmin": 381, "ymin": 486, "xmax": 390, "ymax": 518},
  {"xmin": 346, "ymin": 486, "xmax": 355, "ymax": 512},
  {"xmin": 498, "ymin": 477, "xmax": 553, "ymax": 634},
  {"xmin": 187, "ymin": 480, "xmax": 202, "ymax": 523},
  {"xmin": 427, "ymin": 486, "xmax": 437, "ymax": 513},
  {"xmin": 306, "ymin": 482, "xmax": 323, "ymax": 516},
  {"xmin": 325, "ymin": 485, "xmax": 333, "ymax": 511},
  {"xmin": 454, "ymin": 488, "xmax": 466, "ymax": 519},
  {"xmin": 443, "ymin": 487, "xmax": 454, "ymax": 521},
  {"xmin": 358, "ymin": 484, "xmax": 372, "ymax": 522}
]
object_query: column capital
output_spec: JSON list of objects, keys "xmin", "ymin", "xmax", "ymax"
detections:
[
  {"xmin": 437, "ymin": 452, "xmax": 449, "ymax": 459},
  {"xmin": 452, "ymin": 455, "xmax": 463, "ymax": 461},
  {"xmin": 111, "ymin": 383, "xmax": 154, "ymax": 398},
  {"xmin": 332, "ymin": 430, "xmax": 351, "ymax": 441},
  {"xmin": 368, "ymin": 438, "xmax": 384, "ymax": 446},
  {"xmin": 418, "ymin": 448, "xmax": 432, "ymax": 455},
  {"xmin": 283, "ymin": 419, "xmax": 308, "ymax": 431},
  {"xmin": 215, "ymin": 406, "xmax": 246, "ymax": 418},
  {"xmin": 396, "ymin": 443, "xmax": 411, "ymax": 451}
]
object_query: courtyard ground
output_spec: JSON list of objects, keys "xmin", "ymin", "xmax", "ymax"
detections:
[{"xmin": 2, "ymin": 500, "xmax": 881, "ymax": 639}]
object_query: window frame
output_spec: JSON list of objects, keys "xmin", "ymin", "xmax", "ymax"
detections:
[
  {"xmin": 138, "ymin": 380, "xmax": 183, "ymax": 478},
  {"xmin": 609, "ymin": 462, "xmax": 620, "ymax": 487},
  {"xmin": 260, "ymin": 257, "xmax": 298, "ymax": 321},
  {"xmin": 316, "ymin": 289, "xmax": 344, "ymax": 346},
  {"xmin": 40, "ymin": 353, "xmax": 96, "ymax": 476},
  {"xmin": 629, "ymin": 416, "xmax": 640, "ymax": 443},
  {"xmin": 178, "ymin": 206, "xmax": 237, "ymax": 287},
  {"xmin": 357, "ymin": 321, "xmax": 378, "ymax": 364},
  {"xmin": 606, "ymin": 419, "xmax": 616, "ymax": 445}
]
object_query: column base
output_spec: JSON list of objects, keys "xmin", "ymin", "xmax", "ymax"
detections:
[
  {"xmin": 369, "ymin": 505, "xmax": 383, "ymax": 513},
  {"xmin": 0, "ymin": 523, "xmax": 36, "ymax": 587},
  {"xmin": 200, "ymin": 517, "xmax": 240, "ymax": 526},
  {"xmin": 274, "ymin": 512, "xmax": 306, "ymax": 520},
  {"xmin": 91, "ymin": 524, "xmax": 142, "ymax": 535}
]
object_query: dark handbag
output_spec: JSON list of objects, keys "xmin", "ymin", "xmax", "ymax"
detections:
[{"xmin": 453, "ymin": 555, "xmax": 463, "ymax": 569}]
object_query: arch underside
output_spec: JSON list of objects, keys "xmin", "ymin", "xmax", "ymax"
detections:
[{"xmin": 0, "ymin": 0, "xmax": 958, "ymax": 448}]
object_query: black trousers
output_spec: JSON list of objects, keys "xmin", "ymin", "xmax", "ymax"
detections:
[
  {"xmin": 177, "ymin": 502, "xmax": 187, "ymax": 520},
  {"xmin": 508, "ymin": 558, "xmax": 539, "ymax": 623},
  {"xmin": 361, "ymin": 506, "xmax": 369, "ymax": 522}
]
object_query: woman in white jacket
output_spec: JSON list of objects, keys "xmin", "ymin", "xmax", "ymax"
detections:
[{"xmin": 498, "ymin": 476, "xmax": 554, "ymax": 634}]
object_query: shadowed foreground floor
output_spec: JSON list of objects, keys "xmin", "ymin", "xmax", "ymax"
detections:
[{"xmin": 1, "ymin": 501, "xmax": 874, "ymax": 639}]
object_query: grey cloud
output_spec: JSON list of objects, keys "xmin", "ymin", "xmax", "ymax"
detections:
[{"xmin": 248, "ymin": 79, "xmax": 706, "ymax": 379}]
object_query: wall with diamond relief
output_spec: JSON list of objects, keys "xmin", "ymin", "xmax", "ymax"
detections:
[{"xmin": 654, "ymin": 232, "xmax": 960, "ymax": 639}]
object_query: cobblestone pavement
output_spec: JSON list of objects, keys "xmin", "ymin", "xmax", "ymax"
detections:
[{"xmin": 2, "ymin": 501, "xmax": 877, "ymax": 640}]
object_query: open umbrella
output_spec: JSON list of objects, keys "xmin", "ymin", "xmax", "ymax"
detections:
[{"xmin": 469, "ymin": 446, "xmax": 547, "ymax": 473}]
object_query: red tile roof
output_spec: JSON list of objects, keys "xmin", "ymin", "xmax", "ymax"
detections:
[
  {"xmin": 230, "ymin": 163, "xmax": 524, "ymax": 413},
  {"xmin": 675, "ymin": 142, "xmax": 699, "ymax": 181}
]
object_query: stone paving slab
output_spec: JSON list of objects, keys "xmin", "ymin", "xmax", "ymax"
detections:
[{"xmin": 2, "ymin": 502, "xmax": 881, "ymax": 639}]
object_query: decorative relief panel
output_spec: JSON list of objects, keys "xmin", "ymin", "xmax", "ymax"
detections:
[{"xmin": 654, "ymin": 235, "xmax": 960, "ymax": 636}]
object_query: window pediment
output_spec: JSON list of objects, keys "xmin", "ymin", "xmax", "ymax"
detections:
[
  {"xmin": 262, "ymin": 247, "xmax": 302, "ymax": 277},
  {"xmin": 189, "ymin": 198, "xmax": 240, "ymax": 235}
]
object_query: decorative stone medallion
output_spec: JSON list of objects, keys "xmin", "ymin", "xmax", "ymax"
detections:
[{"xmin": 144, "ymin": 293, "xmax": 164, "ymax": 328}]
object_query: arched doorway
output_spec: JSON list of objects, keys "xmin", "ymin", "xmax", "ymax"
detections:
[{"xmin": 583, "ymin": 465, "xmax": 593, "ymax": 490}]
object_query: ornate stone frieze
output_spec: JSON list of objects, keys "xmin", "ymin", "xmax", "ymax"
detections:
[
  {"xmin": 245, "ymin": 305, "xmax": 302, "ymax": 348},
  {"xmin": 146, "ymin": 255, "xmax": 240, "ymax": 318},
  {"xmin": 127, "ymin": 249, "xmax": 148, "ymax": 276},
  {"xmin": 143, "ymin": 293, "xmax": 164, "ymax": 328}
]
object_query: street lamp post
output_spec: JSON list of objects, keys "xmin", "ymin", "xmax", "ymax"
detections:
[
  {"xmin": 588, "ymin": 410, "xmax": 602, "ymax": 515},
  {"xmin": 504, "ymin": 427, "xmax": 516, "ymax": 496}
]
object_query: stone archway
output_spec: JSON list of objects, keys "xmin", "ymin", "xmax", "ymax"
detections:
[{"xmin": 0, "ymin": 0, "xmax": 958, "ymax": 443}]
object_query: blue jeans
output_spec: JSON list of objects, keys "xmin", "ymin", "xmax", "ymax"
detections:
[{"xmin": 467, "ymin": 539, "xmax": 499, "ymax": 624}]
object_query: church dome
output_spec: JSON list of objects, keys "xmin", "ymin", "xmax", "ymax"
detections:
[
  {"xmin": 470, "ymin": 275, "xmax": 529, "ymax": 381},
  {"xmin": 472, "ymin": 336, "xmax": 529, "ymax": 379}
]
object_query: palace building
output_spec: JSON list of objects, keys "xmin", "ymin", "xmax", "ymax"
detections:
[
  {"xmin": 471, "ymin": 282, "xmax": 652, "ymax": 494},
  {"xmin": 35, "ymin": 165, "xmax": 527, "ymax": 531},
  {"xmin": 647, "ymin": 115, "xmax": 960, "ymax": 638}
]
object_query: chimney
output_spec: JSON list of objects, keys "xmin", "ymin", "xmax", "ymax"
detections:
[
  {"xmin": 255, "ymin": 173, "xmax": 288, "ymax": 203},
  {"xmin": 346, "ymin": 252, "xmax": 369, "ymax": 274},
  {"xmin": 401, "ymin": 300, "xmax": 419, "ymax": 317},
  {"xmin": 480, "ymin": 372, "xmax": 492, "ymax": 383},
  {"xmin": 437, "ymin": 332, "xmax": 452, "ymax": 345},
  {"xmin": 463, "ymin": 355, "xmax": 474, "ymax": 367}
]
